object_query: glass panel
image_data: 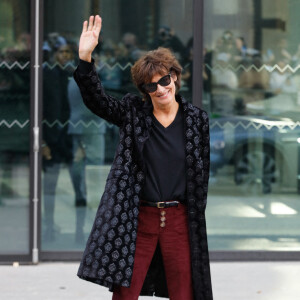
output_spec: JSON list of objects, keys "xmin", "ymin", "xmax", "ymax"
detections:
[
  {"xmin": 204, "ymin": 0, "xmax": 300, "ymax": 251},
  {"xmin": 0, "ymin": 0, "xmax": 31, "ymax": 254},
  {"xmin": 42, "ymin": 0, "xmax": 193, "ymax": 251}
]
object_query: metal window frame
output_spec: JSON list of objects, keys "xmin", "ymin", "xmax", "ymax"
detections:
[
  {"xmin": 30, "ymin": 0, "xmax": 43, "ymax": 264},
  {"xmin": 40, "ymin": 251, "xmax": 300, "ymax": 262},
  {"xmin": 210, "ymin": 251, "xmax": 300, "ymax": 261}
]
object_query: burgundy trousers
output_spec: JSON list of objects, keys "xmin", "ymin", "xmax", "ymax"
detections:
[{"xmin": 112, "ymin": 203, "xmax": 194, "ymax": 300}]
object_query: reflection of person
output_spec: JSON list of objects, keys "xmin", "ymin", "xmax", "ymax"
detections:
[
  {"xmin": 0, "ymin": 34, "xmax": 31, "ymax": 206},
  {"xmin": 117, "ymin": 33, "xmax": 145, "ymax": 92},
  {"xmin": 180, "ymin": 37, "xmax": 193, "ymax": 101},
  {"xmin": 68, "ymin": 76, "xmax": 107, "ymax": 166},
  {"xmin": 122, "ymin": 32, "xmax": 144, "ymax": 62},
  {"xmin": 234, "ymin": 37, "xmax": 247, "ymax": 62},
  {"xmin": 292, "ymin": 43, "xmax": 300, "ymax": 67},
  {"xmin": 150, "ymin": 25, "xmax": 186, "ymax": 62},
  {"xmin": 214, "ymin": 30, "xmax": 236, "ymax": 65},
  {"xmin": 212, "ymin": 53, "xmax": 238, "ymax": 89},
  {"xmin": 42, "ymin": 41, "xmax": 87, "ymax": 242},
  {"xmin": 269, "ymin": 57, "xmax": 297, "ymax": 94},
  {"xmin": 75, "ymin": 15, "xmax": 213, "ymax": 300},
  {"xmin": 213, "ymin": 32, "xmax": 259, "ymax": 68},
  {"xmin": 96, "ymin": 44, "xmax": 122, "ymax": 90},
  {"xmin": 237, "ymin": 55, "xmax": 271, "ymax": 113},
  {"xmin": 203, "ymin": 47, "xmax": 213, "ymax": 114},
  {"xmin": 239, "ymin": 55, "xmax": 270, "ymax": 90},
  {"xmin": 264, "ymin": 38, "xmax": 292, "ymax": 66}
]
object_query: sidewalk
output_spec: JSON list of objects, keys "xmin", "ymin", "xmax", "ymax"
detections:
[{"xmin": 0, "ymin": 262, "xmax": 299, "ymax": 299}]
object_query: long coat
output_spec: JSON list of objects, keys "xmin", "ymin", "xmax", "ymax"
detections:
[{"xmin": 74, "ymin": 63, "xmax": 213, "ymax": 300}]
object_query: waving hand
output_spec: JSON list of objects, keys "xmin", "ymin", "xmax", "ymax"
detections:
[{"xmin": 79, "ymin": 15, "xmax": 102, "ymax": 62}]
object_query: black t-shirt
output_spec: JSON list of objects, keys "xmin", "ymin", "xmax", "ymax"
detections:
[{"xmin": 140, "ymin": 105, "xmax": 186, "ymax": 203}]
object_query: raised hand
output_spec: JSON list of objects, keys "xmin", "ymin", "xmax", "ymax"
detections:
[{"xmin": 79, "ymin": 15, "xmax": 102, "ymax": 62}]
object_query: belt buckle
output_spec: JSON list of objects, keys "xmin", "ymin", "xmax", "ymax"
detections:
[{"xmin": 157, "ymin": 202, "xmax": 165, "ymax": 208}]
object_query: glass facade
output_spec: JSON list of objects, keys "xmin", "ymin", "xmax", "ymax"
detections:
[
  {"xmin": 0, "ymin": 0, "xmax": 31, "ymax": 254},
  {"xmin": 0, "ymin": 0, "xmax": 299, "ymax": 261},
  {"xmin": 204, "ymin": 0, "xmax": 300, "ymax": 251},
  {"xmin": 41, "ymin": 0, "xmax": 193, "ymax": 252}
]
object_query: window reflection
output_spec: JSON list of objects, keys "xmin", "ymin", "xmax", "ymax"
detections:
[
  {"xmin": 41, "ymin": 0, "xmax": 194, "ymax": 250},
  {"xmin": 204, "ymin": 0, "xmax": 300, "ymax": 251},
  {"xmin": 0, "ymin": 0, "xmax": 30, "ymax": 254}
]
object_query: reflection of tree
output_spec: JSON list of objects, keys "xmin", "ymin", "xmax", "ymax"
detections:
[
  {"xmin": 0, "ymin": 0, "xmax": 31, "ymax": 206},
  {"xmin": 11, "ymin": 0, "xmax": 30, "ymax": 39},
  {"xmin": 0, "ymin": 15, "xmax": 31, "ymax": 153},
  {"xmin": 0, "ymin": 64, "xmax": 30, "ymax": 153},
  {"xmin": 0, "ymin": 0, "xmax": 29, "ymax": 49},
  {"xmin": 0, "ymin": 1, "xmax": 14, "ymax": 48}
]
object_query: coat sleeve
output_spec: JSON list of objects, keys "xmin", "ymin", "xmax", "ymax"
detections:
[
  {"xmin": 201, "ymin": 110, "xmax": 210, "ymax": 210},
  {"xmin": 73, "ymin": 60, "xmax": 127, "ymax": 127}
]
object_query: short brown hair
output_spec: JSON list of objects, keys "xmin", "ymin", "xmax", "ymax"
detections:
[{"xmin": 131, "ymin": 47, "xmax": 182, "ymax": 101}]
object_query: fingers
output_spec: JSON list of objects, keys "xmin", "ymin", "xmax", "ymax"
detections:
[
  {"xmin": 94, "ymin": 15, "xmax": 102, "ymax": 34},
  {"xmin": 82, "ymin": 15, "xmax": 102, "ymax": 36},
  {"xmin": 87, "ymin": 15, "xmax": 94, "ymax": 31},
  {"xmin": 82, "ymin": 20, "xmax": 88, "ymax": 33},
  {"xmin": 83, "ymin": 15, "xmax": 101, "ymax": 31}
]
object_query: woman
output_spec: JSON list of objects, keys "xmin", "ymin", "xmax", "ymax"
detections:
[{"xmin": 75, "ymin": 15, "xmax": 213, "ymax": 300}]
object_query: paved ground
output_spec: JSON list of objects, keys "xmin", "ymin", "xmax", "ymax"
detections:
[{"xmin": 0, "ymin": 262, "xmax": 299, "ymax": 300}]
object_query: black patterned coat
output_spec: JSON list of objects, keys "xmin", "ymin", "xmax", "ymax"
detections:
[{"xmin": 74, "ymin": 64, "xmax": 213, "ymax": 300}]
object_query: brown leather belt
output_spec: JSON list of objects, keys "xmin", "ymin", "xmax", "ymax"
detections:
[{"xmin": 140, "ymin": 200, "xmax": 180, "ymax": 208}]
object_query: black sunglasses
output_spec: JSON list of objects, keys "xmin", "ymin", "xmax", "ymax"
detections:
[{"xmin": 142, "ymin": 73, "xmax": 171, "ymax": 93}]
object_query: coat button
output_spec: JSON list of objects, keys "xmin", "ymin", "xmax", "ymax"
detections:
[
  {"xmin": 160, "ymin": 216, "xmax": 166, "ymax": 222},
  {"xmin": 160, "ymin": 222, "xmax": 166, "ymax": 228},
  {"xmin": 160, "ymin": 211, "xmax": 166, "ymax": 216}
]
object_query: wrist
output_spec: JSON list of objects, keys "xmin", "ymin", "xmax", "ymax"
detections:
[{"xmin": 79, "ymin": 51, "xmax": 92, "ymax": 62}]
